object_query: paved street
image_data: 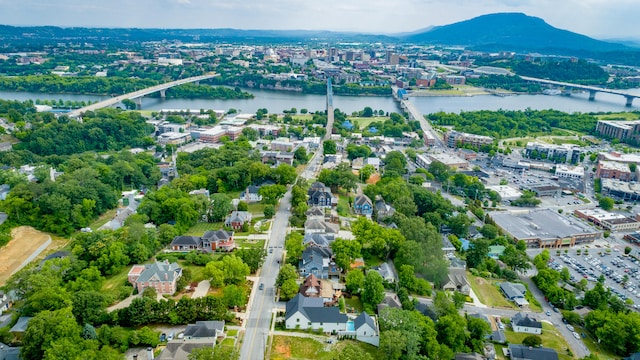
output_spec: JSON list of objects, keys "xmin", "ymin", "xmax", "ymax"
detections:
[{"xmin": 239, "ymin": 189, "xmax": 292, "ymax": 360}]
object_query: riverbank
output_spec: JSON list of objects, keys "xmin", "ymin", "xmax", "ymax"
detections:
[{"xmin": 408, "ymin": 85, "xmax": 517, "ymax": 97}]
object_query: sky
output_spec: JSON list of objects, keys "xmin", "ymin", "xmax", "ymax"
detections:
[{"xmin": 0, "ymin": 0, "xmax": 638, "ymax": 40}]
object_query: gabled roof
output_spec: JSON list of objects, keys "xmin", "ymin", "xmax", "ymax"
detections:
[
  {"xmin": 9, "ymin": 316, "xmax": 32, "ymax": 333},
  {"xmin": 202, "ymin": 229, "xmax": 233, "ymax": 242},
  {"xmin": 285, "ymin": 293, "xmax": 324, "ymax": 321},
  {"xmin": 136, "ymin": 260, "xmax": 182, "ymax": 283},
  {"xmin": 500, "ymin": 282, "xmax": 526, "ymax": 298},
  {"xmin": 300, "ymin": 274, "xmax": 321, "ymax": 296},
  {"xmin": 225, "ymin": 211, "xmax": 251, "ymax": 223},
  {"xmin": 354, "ymin": 311, "xmax": 376, "ymax": 331},
  {"xmin": 304, "ymin": 218, "xmax": 339, "ymax": 233},
  {"xmin": 170, "ymin": 235, "xmax": 202, "ymax": 247},
  {"xmin": 0, "ymin": 342, "xmax": 21, "ymax": 360},
  {"xmin": 508, "ymin": 344, "xmax": 558, "ymax": 360},
  {"xmin": 446, "ymin": 267, "xmax": 469, "ymax": 287},
  {"xmin": 305, "ymin": 206, "xmax": 325, "ymax": 217},
  {"xmin": 247, "ymin": 185, "xmax": 261, "ymax": 194},
  {"xmin": 354, "ymin": 194, "xmax": 372, "ymax": 206},
  {"xmin": 183, "ymin": 320, "xmax": 225, "ymax": 338},
  {"xmin": 511, "ymin": 312, "xmax": 542, "ymax": 329},
  {"xmin": 303, "ymin": 233, "xmax": 334, "ymax": 247}
]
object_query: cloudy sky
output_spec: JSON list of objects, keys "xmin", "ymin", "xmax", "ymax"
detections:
[{"xmin": 0, "ymin": 0, "xmax": 638, "ymax": 40}]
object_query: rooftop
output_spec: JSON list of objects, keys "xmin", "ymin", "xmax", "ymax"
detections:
[{"xmin": 490, "ymin": 209, "xmax": 597, "ymax": 241}]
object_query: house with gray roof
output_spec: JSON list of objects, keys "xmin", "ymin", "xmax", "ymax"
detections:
[
  {"xmin": 299, "ymin": 247, "xmax": 340, "ymax": 279},
  {"xmin": 511, "ymin": 312, "xmax": 542, "ymax": 334},
  {"xmin": 9, "ymin": 317, "xmax": 32, "ymax": 341},
  {"xmin": 303, "ymin": 233, "xmax": 335, "ymax": 248},
  {"xmin": 224, "ymin": 211, "xmax": 252, "ymax": 230},
  {"xmin": 377, "ymin": 294, "xmax": 402, "ymax": 314},
  {"xmin": 240, "ymin": 185, "xmax": 262, "ymax": 203},
  {"xmin": 308, "ymin": 182, "xmax": 336, "ymax": 208},
  {"xmin": 285, "ymin": 294, "xmax": 348, "ymax": 333},
  {"xmin": 128, "ymin": 260, "xmax": 182, "ymax": 295},
  {"xmin": 353, "ymin": 194, "xmax": 373, "ymax": 217},
  {"xmin": 169, "ymin": 230, "xmax": 235, "ymax": 252},
  {"xmin": 374, "ymin": 199, "xmax": 395, "ymax": 222},
  {"xmin": 353, "ymin": 311, "xmax": 379, "ymax": 347},
  {"xmin": 442, "ymin": 267, "xmax": 470, "ymax": 295},
  {"xmin": 0, "ymin": 342, "xmax": 21, "ymax": 360},
  {"xmin": 500, "ymin": 282, "xmax": 529, "ymax": 307},
  {"xmin": 304, "ymin": 218, "xmax": 339, "ymax": 235},
  {"xmin": 508, "ymin": 344, "xmax": 558, "ymax": 360},
  {"xmin": 158, "ymin": 321, "xmax": 225, "ymax": 360},
  {"xmin": 305, "ymin": 206, "xmax": 326, "ymax": 219},
  {"xmin": 372, "ymin": 262, "xmax": 396, "ymax": 283}
]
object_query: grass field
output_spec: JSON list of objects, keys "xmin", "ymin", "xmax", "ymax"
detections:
[
  {"xmin": 236, "ymin": 239, "xmax": 266, "ymax": 249},
  {"xmin": 331, "ymin": 340, "xmax": 385, "ymax": 360},
  {"xmin": 344, "ymin": 296, "xmax": 363, "ymax": 313},
  {"xmin": 102, "ymin": 265, "xmax": 131, "ymax": 293},
  {"xmin": 248, "ymin": 203, "xmax": 266, "ymax": 215},
  {"xmin": 179, "ymin": 261, "xmax": 212, "ymax": 283},
  {"xmin": 504, "ymin": 322, "xmax": 574, "ymax": 360},
  {"xmin": 347, "ymin": 116, "xmax": 388, "ymax": 130},
  {"xmin": 467, "ymin": 273, "xmax": 517, "ymax": 309},
  {"xmin": 270, "ymin": 336, "xmax": 331, "ymax": 360},
  {"xmin": 0, "ymin": 226, "xmax": 53, "ymax": 285},
  {"xmin": 337, "ymin": 195, "xmax": 351, "ymax": 217},
  {"xmin": 184, "ymin": 222, "xmax": 223, "ymax": 236},
  {"xmin": 227, "ymin": 329, "xmax": 239, "ymax": 337},
  {"xmin": 596, "ymin": 112, "xmax": 640, "ymax": 121}
]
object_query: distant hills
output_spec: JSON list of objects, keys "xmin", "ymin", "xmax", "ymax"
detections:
[{"xmin": 404, "ymin": 13, "xmax": 628, "ymax": 53}]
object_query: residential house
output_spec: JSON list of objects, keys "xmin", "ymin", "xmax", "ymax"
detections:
[
  {"xmin": 240, "ymin": 185, "xmax": 262, "ymax": 203},
  {"xmin": 377, "ymin": 294, "xmax": 402, "ymax": 314},
  {"xmin": 299, "ymin": 247, "xmax": 340, "ymax": 279},
  {"xmin": 374, "ymin": 199, "xmax": 395, "ymax": 222},
  {"xmin": 304, "ymin": 218, "xmax": 339, "ymax": 235},
  {"xmin": 9, "ymin": 317, "xmax": 32, "ymax": 341},
  {"xmin": 285, "ymin": 294, "xmax": 347, "ymax": 332},
  {"xmin": 202, "ymin": 229, "xmax": 236, "ymax": 251},
  {"xmin": 500, "ymin": 282, "xmax": 529, "ymax": 307},
  {"xmin": 508, "ymin": 344, "xmax": 558, "ymax": 360},
  {"xmin": 308, "ymin": 182, "xmax": 337, "ymax": 208},
  {"xmin": 511, "ymin": 312, "xmax": 542, "ymax": 334},
  {"xmin": 299, "ymin": 274, "xmax": 336, "ymax": 303},
  {"xmin": 0, "ymin": 291, "xmax": 10, "ymax": 313},
  {"xmin": 169, "ymin": 230, "xmax": 235, "ymax": 252},
  {"xmin": 365, "ymin": 157, "xmax": 381, "ymax": 171},
  {"xmin": 127, "ymin": 260, "xmax": 182, "ymax": 295},
  {"xmin": 372, "ymin": 262, "xmax": 396, "ymax": 283},
  {"xmin": 159, "ymin": 321, "xmax": 225, "ymax": 360},
  {"xmin": 442, "ymin": 268, "xmax": 470, "ymax": 295},
  {"xmin": 303, "ymin": 233, "xmax": 335, "ymax": 248},
  {"xmin": 353, "ymin": 311, "xmax": 380, "ymax": 347},
  {"xmin": 305, "ymin": 206, "xmax": 326, "ymax": 219},
  {"xmin": 188, "ymin": 188, "xmax": 210, "ymax": 198},
  {"xmin": 225, "ymin": 211, "xmax": 252, "ymax": 230},
  {"xmin": 442, "ymin": 236, "xmax": 457, "ymax": 257},
  {"xmin": 353, "ymin": 194, "xmax": 373, "ymax": 216},
  {"xmin": 0, "ymin": 342, "xmax": 21, "ymax": 360}
]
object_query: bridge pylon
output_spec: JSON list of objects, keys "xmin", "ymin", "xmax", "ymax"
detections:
[
  {"xmin": 626, "ymin": 96, "xmax": 634, "ymax": 107},
  {"xmin": 589, "ymin": 90, "xmax": 597, "ymax": 101}
]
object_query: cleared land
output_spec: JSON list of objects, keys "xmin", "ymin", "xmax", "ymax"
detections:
[
  {"xmin": 270, "ymin": 336, "xmax": 331, "ymax": 360},
  {"xmin": 0, "ymin": 226, "xmax": 52, "ymax": 285},
  {"xmin": 467, "ymin": 273, "xmax": 517, "ymax": 309}
]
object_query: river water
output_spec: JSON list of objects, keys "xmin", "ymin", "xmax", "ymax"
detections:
[{"xmin": 0, "ymin": 86, "xmax": 639, "ymax": 115}]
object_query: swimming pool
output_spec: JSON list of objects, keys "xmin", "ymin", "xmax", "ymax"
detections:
[{"xmin": 346, "ymin": 321, "xmax": 355, "ymax": 332}]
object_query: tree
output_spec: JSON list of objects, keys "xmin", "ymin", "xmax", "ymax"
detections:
[
  {"xmin": 236, "ymin": 247, "xmax": 266, "ymax": 273},
  {"xmin": 436, "ymin": 314, "xmax": 468, "ymax": 353},
  {"xmin": 346, "ymin": 269, "xmax": 365, "ymax": 294},
  {"xmin": 22, "ymin": 307, "xmax": 83, "ymax": 360},
  {"xmin": 362, "ymin": 107, "xmax": 374, "ymax": 117},
  {"xmin": 210, "ymin": 193, "xmax": 233, "ymax": 222},
  {"xmin": 323, "ymin": 140, "xmax": 337, "ymax": 155},
  {"xmin": 522, "ymin": 335, "xmax": 542, "ymax": 347},
  {"xmin": 263, "ymin": 204, "xmax": 275, "ymax": 219},
  {"xmin": 500, "ymin": 244, "xmax": 531, "ymax": 273},
  {"xmin": 360, "ymin": 164, "xmax": 375, "ymax": 183},
  {"xmin": 258, "ymin": 184, "xmax": 287, "ymax": 205},
  {"xmin": 220, "ymin": 255, "xmax": 250, "ymax": 285},
  {"xmin": 331, "ymin": 238, "xmax": 362, "ymax": 270},
  {"xmin": 276, "ymin": 264, "xmax": 298, "ymax": 287},
  {"xmin": 625, "ymin": 246, "xmax": 632, "ymax": 255},
  {"xmin": 280, "ymin": 279, "xmax": 299, "ymax": 301},
  {"xmin": 598, "ymin": 196, "xmax": 615, "ymax": 211},
  {"xmin": 480, "ymin": 224, "xmax": 499, "ymax": 239},
  {"xmin": 222, "ymin": 285, "xmax": 247, "ymax": 308},
  {"xmin": 285, "ymin": 232, "xmax": 304, "ymax": 265},
  {"xmin": 467, "ymin": 316, "xmax": 491, "ymax": 352},
  {"xmin": 237, "ymin": 201, "xmax": 248, "ymax": 211},
  {"xmin": 361, "ymin": 271, "xmax": 385, "ymax": 312},
  {"xmin": 294, "ymin": 146, "xmax": 308, "ymax": 164},
  {"xmin": 142, "ymin": 287, "xmax": 158, "ymax": 299}
]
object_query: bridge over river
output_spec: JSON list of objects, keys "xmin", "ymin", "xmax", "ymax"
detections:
[
  {"xmin": 519, "ymin": 76, "xmax": 640, "ymax": 107},
  {"xmin": 68, "ymin": 73, "xmax": 218, "ymax": 118}
]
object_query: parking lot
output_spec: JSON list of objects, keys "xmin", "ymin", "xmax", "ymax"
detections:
[{"xmin": 549, "ymin": 250, "xmax": 640, "ymax": 306}]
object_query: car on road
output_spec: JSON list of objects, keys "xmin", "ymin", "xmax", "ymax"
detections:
[
  {"xmin": 567, "ymin": 324, "xmax": 575, "ymax": 331},
  {"xmin": 160, "ymin": 333, "xmax": 166, "ymax": 342},
  {"xmin": 546, "ymin": 310, "xmax": 551, "ymax": 316},
  {"xmin": 167, "ymin": 332, "xmax": 174, "ymax": 341},
  {"xmin": 259, "ymin": 283, "xmax": 264, "ymax": 290},
  {"xmin": 573, "ymin": 332, "xmax": 581, "ymax": 340}
]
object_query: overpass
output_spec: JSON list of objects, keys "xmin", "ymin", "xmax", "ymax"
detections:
[
  {"xmin": 519, "ymin": 76, "xmax": 640, "ymax": 107},
  {"xmin": 391, "ymin": 85, "xmax": 445, "ymax": 148},
  {"xmin": 67, "ymin": 73, "xmax": 218, "ymax": 118}
]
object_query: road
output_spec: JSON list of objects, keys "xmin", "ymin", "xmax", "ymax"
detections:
[{"xmin": 239, "ymin": 189, "xmax": 292, "ymax": 360}]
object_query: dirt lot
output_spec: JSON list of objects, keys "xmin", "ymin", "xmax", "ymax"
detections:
[{"xmin": 0, "ymin": 226, "xmax": 52, "ymax": 285}]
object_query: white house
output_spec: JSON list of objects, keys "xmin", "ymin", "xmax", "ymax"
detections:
[
  {"xmin": 285, "ymin": 294, "xmax": 347, "ymax": 333},
  {"xmin": 511, "ymin": 312, "xmax": 542, "ymax": 334},
  {"xmin": 353, "ymin": 312, "xmax": 379, "ymax": 347}
]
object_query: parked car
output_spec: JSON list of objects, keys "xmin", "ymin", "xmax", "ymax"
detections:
[
  {"xmin": 160, "ymin": 333, "xmax": 166, "ymax": 342},
  {"xmin": 259, "ymin": 283, "xmax": 264, "ymax": 290}
]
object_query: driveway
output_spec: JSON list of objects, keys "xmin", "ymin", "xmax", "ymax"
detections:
[{"xmin": 191, "ymin": 280, "xmax": 211, "ymax": 298}]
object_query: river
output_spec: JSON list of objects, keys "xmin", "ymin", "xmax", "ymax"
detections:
[{"xmin": 0, "ymin": 86, "xmax": 639, "ymax": 115}]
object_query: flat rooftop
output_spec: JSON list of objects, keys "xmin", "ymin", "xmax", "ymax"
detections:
[{"xmin": 490, "ymin": 209, "xmax": 596, "ymax": 241}]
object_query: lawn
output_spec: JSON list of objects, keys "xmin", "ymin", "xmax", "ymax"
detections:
[
  {"xmin": 227, "ymin": 329, "xmax": 239, "ymax": 337},
  {"xmin": 347, "ymin": 116, "xmax": 388, "ymax": 130},
  {"xmin": 248, "ymin": 203, "xmax": 266, "ymax": 216},
  {"xmin": 102, "ymin": 265, "xmax": 132, "ymax": 293},
  {"xmin": 363, "ymin": 254, "xmax": 384, "ymax": 267},
  {"xmin": 88, "ymin": 208, "xmax": 117, "ymax": 231},
  {"xmin": 236, "ymin": 239, "xmax": 266, "ymax": 249},
  {"xmin": 344, "ymin": 296, "xmax": 363, "ymax": 313},
  {"xmin": 504, "ymin": 322, "xmax": 574, "ymax": 360},
  {"xmin": 596, "ymin": 112, "xmax": 640, "ymax": 121},
  {"xmin": 184, "ymin": 222, "xmax": 223, "ymax": 236},
  {"xmin": 270, "ymin": 335, "xmax": 331, "ymax": 360},
  {"xmin": 467, "ymin": 273, "xmax": 517, "ymax": 309},
  {"xmin": 331, "ymin": 340, "xmax": 385, "ymax": 360},
  {"xmin": 178, "ymin": 261, "xmax": 212, "ymax": 283},
  {"xmin": 337, "ymin": 195, "xmax": 351, "ymax": 217}
]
